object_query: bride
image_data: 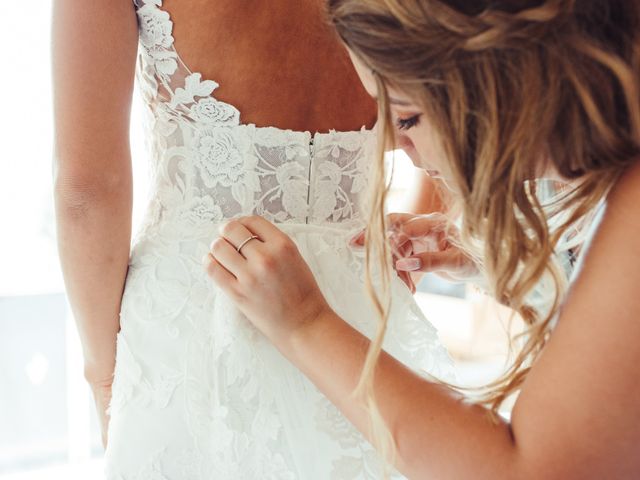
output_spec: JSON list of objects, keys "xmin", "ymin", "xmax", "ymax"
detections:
[{"xmin": 52, "ymin": 0, "xmax": 453, "ymax": 478}]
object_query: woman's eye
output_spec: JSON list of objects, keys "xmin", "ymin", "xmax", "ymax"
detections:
[{"xmin": 396, "ymin": 114, "xmax": 421, "ymax": 131}]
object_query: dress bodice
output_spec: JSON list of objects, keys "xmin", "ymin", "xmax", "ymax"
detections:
[{"xmin": 132, "ymin": 0, "xmax": 375, "ymax": 240}]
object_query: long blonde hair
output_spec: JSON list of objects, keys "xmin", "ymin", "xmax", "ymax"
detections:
[{"xmin": 328, "ymin": 0, "xmax": 640, "ymax": 468}]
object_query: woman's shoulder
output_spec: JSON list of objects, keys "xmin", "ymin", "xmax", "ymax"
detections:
[
  {"xmin": 512, "ymin": 160, "xmax": 640, "ymax": 477},
  {"xmin": 577, "ymin": 160, "xmax": 640, "ymax": 270},
  {"xmin": 607, "ymin": 159, "xmax": 640, "ymax": 214}
]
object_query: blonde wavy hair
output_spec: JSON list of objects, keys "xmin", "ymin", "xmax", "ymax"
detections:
[{"xmin": 328, "ymin": 0, "xmax": 640, "ymax": 471}]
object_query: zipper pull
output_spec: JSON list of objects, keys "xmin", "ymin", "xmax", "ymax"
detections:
[{"xmin": 309, "ymin": 136, "xmax": 315, "ymax": 159}]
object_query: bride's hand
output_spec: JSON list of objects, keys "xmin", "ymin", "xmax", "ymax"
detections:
[
  {"xmin": 88, "ymin": 377, "xmax": 113, "ymax": 449},
  {"xmin": 350, "ymin": 212, "xmax": 480, "ymax": 284},
  {"xmin": 203, "ymin": 216, "xmax": 333, "ymax": 349}
]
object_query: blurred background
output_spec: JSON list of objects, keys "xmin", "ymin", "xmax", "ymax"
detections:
[{"xmin": 0, "ymin": 2, "xmax": 519, "ymax": 478}]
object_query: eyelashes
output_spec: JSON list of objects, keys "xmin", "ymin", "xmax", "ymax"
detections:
[{"xmin": 396, "ymin": 114, "xmax": 421, "ymax": 131}]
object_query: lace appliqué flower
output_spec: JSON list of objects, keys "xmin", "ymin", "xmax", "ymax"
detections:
[
  {"xmin": 190, "ymin": 97, "xmax": 240, "ymax": 126},
  {"xmin": 170, "ymin": 73, "xmax": 218, "ymax": 108},
  {"xmin": 193, "ymin": 129, "xmax": 260, "ymax": 206},
  {"xmin": 275, "ymin": 162, "xmax": 309, "ymax": 221},
  {"xmin": 182, "ymin": 195, "xmax": 224, "ymax": 226},
  {"xmin": 136, "ymin": 0, "xmax": 178, "ymax": 77}
]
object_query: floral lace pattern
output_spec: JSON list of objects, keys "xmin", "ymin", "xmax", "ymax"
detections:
[
  {"xmin": 132, "ymin": 0, "xmax": 374, "ymax": 244},
  {"xmin": 105, "ymin": 1, "xmax": 455, "ymax": 479}
]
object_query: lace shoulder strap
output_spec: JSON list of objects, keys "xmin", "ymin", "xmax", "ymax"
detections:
[{"xmin": 133, "ymin": 0, "xmax": 240, "ymax": 125}]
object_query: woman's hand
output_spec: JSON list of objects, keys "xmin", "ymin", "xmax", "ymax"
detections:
[
  {"xmin": 350, "ymin": 212, "xmax": 479, "ymax": 287},
  {"xmin": 202, "ymin": 216, "xmax": 333, "ymax": 349}
]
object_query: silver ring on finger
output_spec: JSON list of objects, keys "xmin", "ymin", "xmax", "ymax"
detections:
[{"xmin": 236, "ymin": 235, "xmax": 260, "ymax": 255}]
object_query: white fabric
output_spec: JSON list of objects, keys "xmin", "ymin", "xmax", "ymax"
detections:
[{"xmin": 104, "ymin": 1, "xmax": 455, "ymax": 478}]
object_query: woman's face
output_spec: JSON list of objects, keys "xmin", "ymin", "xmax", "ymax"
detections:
[
  {"xmin": 348, "ymin": 50, "xmax": 450, "ymax": 184},
  {"xmin": 348, "ymin": 50, "xmax": 569, "ymax": 187}
]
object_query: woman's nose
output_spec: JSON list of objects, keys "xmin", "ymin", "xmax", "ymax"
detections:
[
  {"xmin": 394, "ymin": 131, "xmax": 414, "ymax": 150},
  {"xmin": 394, "ymin": 132, "xmax": 422, "ymax": 167}
]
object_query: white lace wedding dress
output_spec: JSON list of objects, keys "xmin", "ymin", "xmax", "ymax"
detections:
[{"xmin": 104, "ymin": 1, "xmax": 455, "ymax": 478}]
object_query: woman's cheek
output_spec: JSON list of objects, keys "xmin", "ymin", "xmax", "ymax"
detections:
[{"xmin": 415, "ymin": 125, "xmax": 449, "ymax": 174}]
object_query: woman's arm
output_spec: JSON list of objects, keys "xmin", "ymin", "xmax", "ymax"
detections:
[
  {"xmin": 205, "ymin": 161, "xmax": 640, "ymax": 479},
  {"xmin": 52, "ymin": 0, "xmax": 138, "ymax": 445}
]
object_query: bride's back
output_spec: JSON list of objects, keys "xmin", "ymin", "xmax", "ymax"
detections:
[{"xmin": 165, "ymin": 0, "xmax": 377, "ymax": 132}]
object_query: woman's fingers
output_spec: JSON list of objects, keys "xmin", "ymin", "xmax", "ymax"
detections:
[
  {"xmin": 393, "ymin": 213, "xmax": 448, "ymax": 240},
  {"xmin": 386, "ymin": 212, "xmax": 419, "ymax": 227},
  {"xmin": 350, "ymin": 212, "xmax": 449, "ymax": 248},
  {"xmin": 396, "ymin": 248, "xmax": 464, "ymax": 273},
  {"xmin": 391, "ymin": 248, "xmax": 416, "ymax": 293},
  {"xmin": 208, "ymin": 237, "xmax": 246, "ymax": 278},
  {"xmin": 236, "ymin": 215, "xmax": 285, "ymax": 242},
  {"xmin": 203, "ymin": 251, "xmax": 239, "ymax": 293},
  {"xmin": 349, "ymin": 230, "xmax": 365, "ymax": 246},
  {"xmin": 208, "ymin": 216, "xmax": 293, "ymax": 285},
  {"xmin": 204, "ymin": 215, "xmax": 331, "ymax": 348},
  {"xmin": 218, "ymin": 218, "xmax": 264, "ymax": 258}
]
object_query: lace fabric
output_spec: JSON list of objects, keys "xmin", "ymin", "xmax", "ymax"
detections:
[
  {"xmin": 105, "ymin": 1, "xmax": 455, "ymax": 478},
  {"xmin": 132, "ymin": 0, "xmax": 374, "ymax": 242}
]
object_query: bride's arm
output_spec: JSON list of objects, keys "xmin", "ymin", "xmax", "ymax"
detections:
[
  {"xmin": 206, "ymin": 161, "xmax": 640, "ymax": 479},
  {"xmin": 52, "ymin": 0, "xmax": 138, "ymax": 443}
]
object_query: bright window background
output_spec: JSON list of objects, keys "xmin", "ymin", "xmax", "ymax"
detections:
[{"xmin": 0, "ymin": 3, "xmax": 514, "ymax": 478}]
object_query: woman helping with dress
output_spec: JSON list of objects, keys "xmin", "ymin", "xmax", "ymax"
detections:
[{"xmin": 206, "ymin": 0, "xmax": 640, "ymax": 478}]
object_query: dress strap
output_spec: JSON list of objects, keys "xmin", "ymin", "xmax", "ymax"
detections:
[{"xmin": 133, "ymin": 0, "xmax": 241, "ymax": 126}]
